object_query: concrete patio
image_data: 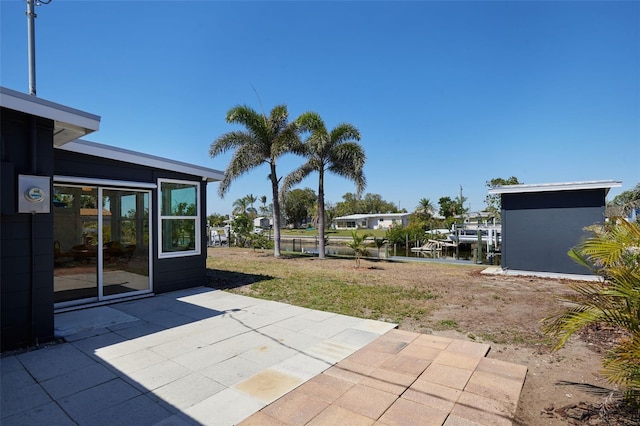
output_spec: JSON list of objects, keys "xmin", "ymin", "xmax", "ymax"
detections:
[{"xmin": 0, "ymin": 288, "xmax": 527, "ymax": 425}]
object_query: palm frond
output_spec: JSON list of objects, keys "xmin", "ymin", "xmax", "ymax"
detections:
[
  {"xmin": 568, "ymin": 247, "xmax": 598, "ymax": 272},
  {"xmin": 542, "ymin": 306, "xmax": 602, "ymax": 349},
  {"xmin": 601, "ymin": 336, "xmax": 640, "ymax": 392},
  {"xmin": 543, "ymin": 218, "xmax": 640, "ymax": 405},
  {"xmin": 327, "ymin": 143, "xmax": 367, "ymax": 195},
  {"xmin": 268, "ymin": 104, "xmax": 290, "ymax": 134},
  {"xmin": 280, "ymin": 163, "xmax": 315, "ymax": 193},
  {"xmin": 329, "ymin": 123, "xmax": 360, "ymax": 144},
  {"xmin": 209, "ymin": 131, "xmax": 253, "ymax": 157},
  {"xmin": 217, "ymin": 144, "xmax": 266, "ymax": 197},
  {"xmin": 296, "ymin": 111, "xmax": 326, "ymax": 134},
  {"xmin": 272, "ymin": 123, "xmax": 302, "ymax": 158},
  {"xmin": 225, "ymin": 105, "xmax": 269, "ymax": 140}
]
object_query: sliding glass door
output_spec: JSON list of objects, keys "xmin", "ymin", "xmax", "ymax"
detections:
[
  {"xmin": 102, "ymin": 189, "xmax": 150, "ymax": 298},
  {"xmin": 53, "ymin": 186, "xmax": 99, "ymax": 303},
  {"xmin": 53, "ymin": 185, "xmax": 151, "ymax": 307}
]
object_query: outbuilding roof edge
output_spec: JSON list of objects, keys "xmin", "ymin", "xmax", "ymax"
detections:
[{"xmin": 488, "ymin": 180, "xmax": 622, "ymax": 195}]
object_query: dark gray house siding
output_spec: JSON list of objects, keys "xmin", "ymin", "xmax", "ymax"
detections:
[
  {"xmin": 500, "ymin": 189, "xmax": 609, "ymax": 275},
  {"xmin": 1, "ymin": 107, "xmax": 56, "ymax": 349},
  {"xmin": 1, "ymin": 88, "xmax": 222, "ymax": 351},
  {"xmin": 54, "ymin": 150, "xmax": 211, "ymax": 294}
]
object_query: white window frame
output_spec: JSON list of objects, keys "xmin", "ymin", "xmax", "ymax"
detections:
[{"xmin": 158, "ymin": 178, "xmax": 201, "ymax": 259}]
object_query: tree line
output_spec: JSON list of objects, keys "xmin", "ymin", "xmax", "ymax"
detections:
[
  {"xmin": 209, "ymin": 103, "xmax": 640, "ymax": 260},
  {"xmin": 210, "ymin": 177, "xmax": 526, "ymax": 230}
]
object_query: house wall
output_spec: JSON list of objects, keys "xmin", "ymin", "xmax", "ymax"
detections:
[
  {"xmin": 375, "ymin": 217, "xmax": 409, "ymax": 229},
  {"xmin": 334, "ymin": 215, "xmax": 409, "ymax": 230},
  {"xmin": 1, "ymin": 107, "xmax": 56, "ymax": 350},
  {"xmin": 501, "ymin": 189, "xmax": 605, "ymax": 274},
  {"xmin": 54, "ymin": 150, "xmax": 210, "ymax": 293},
  {"xmin": 334, "ymin": 219, "xmax": 365, "ymax": 230},
  {"xmin": 1, "ymin": 105, "xmax": 211, "ymax": 351},
  {"xmin": 369, "ymin": 216, "xmax": 409, "ymax": 229}
]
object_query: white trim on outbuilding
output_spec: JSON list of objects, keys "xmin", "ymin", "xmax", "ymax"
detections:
[{"xmin": 488, "ymin": 180, "xmax": 622, "ymax": 195}]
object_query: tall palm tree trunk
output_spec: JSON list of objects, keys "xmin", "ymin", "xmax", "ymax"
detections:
[
  {"xmin": 270, "ymin": 164, "xmax": 282, "ymax": 257},
  {"xmin": 317, "ymin": 170, "xmax": 326, "ymax": 259}
]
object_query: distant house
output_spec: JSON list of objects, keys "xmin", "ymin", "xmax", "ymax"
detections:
[
  {"xmin": 453, "ymin": 211, "xmax": 499, "ymax": 225},
  {"xmin": 333, "ymin": 213, "xmax": 410, "ymax": 230},
  {"xmin": 488, "ymin": 180, "xmax": 622, "ymax": 276},
  {"xmin": 0, "ymin": 87, "xmax": 224, "ymax": 350}
]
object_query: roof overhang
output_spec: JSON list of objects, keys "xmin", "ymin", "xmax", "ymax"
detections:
[
  {"xmin": 488, "ymin": 180, "xmax": 622, "ymax": 196},
  {"xmin": 0, "ymin": 86, "xmax": 101, "ymax": 146},
  {"xmin": 59, "ymin": 139, "xmax": 225, "ymax": 182}
]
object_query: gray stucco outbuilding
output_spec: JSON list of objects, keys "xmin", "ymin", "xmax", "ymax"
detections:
[{"xmin": 489, "ymin": 180, "xmax": 622, "ymax": 276}]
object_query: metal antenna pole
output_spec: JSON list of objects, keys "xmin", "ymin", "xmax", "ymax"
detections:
[{"xmin": 26, "ymin": 0, "xmax": 37, "ymax": 95}]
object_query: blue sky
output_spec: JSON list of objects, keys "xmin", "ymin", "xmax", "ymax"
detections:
[{"xmin": 2, "ymin": 0, "xmax": 638, "ymax": 216}]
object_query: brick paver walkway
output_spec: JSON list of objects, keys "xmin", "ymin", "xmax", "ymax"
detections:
[{"xmin": 240, "ymin": 329, "xmax": 527, "ymax": 426}]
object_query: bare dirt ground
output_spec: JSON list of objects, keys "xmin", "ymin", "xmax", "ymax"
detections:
[{"xmin": 207, "ymin": 248, "xmax": 638, "ymax": 425}]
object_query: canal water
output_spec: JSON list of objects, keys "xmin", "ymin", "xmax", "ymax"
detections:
[{"xmin": 279, "ymin": 238, "xmax": 485, "ymax": 262}]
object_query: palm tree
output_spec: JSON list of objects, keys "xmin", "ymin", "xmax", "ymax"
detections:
[
  {"xmin": 282, "ymin": 112, "xmax": 366, "ymax": 259},
  {"xmin": 232, "ymin": 197, "xmax": 249, "ymax": 215},
  {"xmin": 210, "ymin": 104, "xmax": 300, "ymax": 257},
  {"xmin": 417, "ymin": 198, "xmax": 434, "ymax": 218},
  {"xmin": 346, "ymin": 230, "xmax": 371, "ymax": 268},
  {"xmin": 245, "ymin": 194, "xmax": 258, "ymax": 219},
  {"xmin": 246, "ymin": 194, "xmax": 257, "ymax": 210},
  {"xmin": 542, "ymin": 218, "xmax": 640, "ymax": 404},
  {"xmin": 372, "ymin": 237, "xmax": 388, "ymax": 259}
]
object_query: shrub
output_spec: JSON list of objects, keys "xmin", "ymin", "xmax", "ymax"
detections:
[
  {"xmin": 385, "ymin": 223, "xmax": 425, "ymax": 246},
  {"xmin": 251, "ymin": 233, "xmax": 274, "ymax": 250}
]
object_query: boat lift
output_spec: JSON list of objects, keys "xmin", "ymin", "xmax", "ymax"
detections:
[{"xmin": 449, "ymin": 222, "xmax": 502, "ymax": 264}]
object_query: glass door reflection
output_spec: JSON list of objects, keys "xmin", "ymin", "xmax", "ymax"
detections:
[
  {"xmin": 54, "ymin": 185, "xmax": 151, "ymax": 307},
  {"xmin": 102, "ymin": 189, "xmax": 151, "ymax": 298},
  {"xmin": 53, "ymin": 186, "xmax": 99, "ymax": 304}
]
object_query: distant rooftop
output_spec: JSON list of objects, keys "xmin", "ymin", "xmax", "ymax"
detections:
[
  {"xmin": 335, "ymin": 213, "xmax": 410, "ymax": 220},
  {"xmin": 488, "ymin": 180, "xmax": 622, "ymax": 195}
]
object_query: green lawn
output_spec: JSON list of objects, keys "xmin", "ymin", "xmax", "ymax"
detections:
[{"xmin": 207, "ymin": 250, "xmax": 436, "ymax": 325}]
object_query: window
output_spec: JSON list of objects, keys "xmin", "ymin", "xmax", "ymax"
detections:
[{"xmin": 158, "ymin": 179, "xmax": 200, "ymax": 258}]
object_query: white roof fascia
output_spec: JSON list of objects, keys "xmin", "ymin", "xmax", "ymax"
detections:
[
  {"xmin": 335, "ymin": 213, "xmax": 409, "ymax": 220},
  {"xmin": 488, "ymin": 180, "xmax": 622, "ymax": 195},
  {"xmin": 335, "ymin": 214, "xmax": 368, "ymax": 220},
  {"xmin": 59, "ymin": 139, "xmax": 225, "ymax": 182},
  {"xmin": 54, "ymin": 175, "xmax": 157, "ymax": 189},
  {"xmin": 0, "ymin": 86, "xmax": 101, "ymax": 146}
]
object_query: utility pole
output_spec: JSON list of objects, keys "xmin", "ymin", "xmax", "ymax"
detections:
[
  {"xmin": 25, "ymin": 0, "xmax": 51, "ymax": 95},
  {"xmin": 27, "ymin": 0, "xmax": 37, "ymax": 95}
]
